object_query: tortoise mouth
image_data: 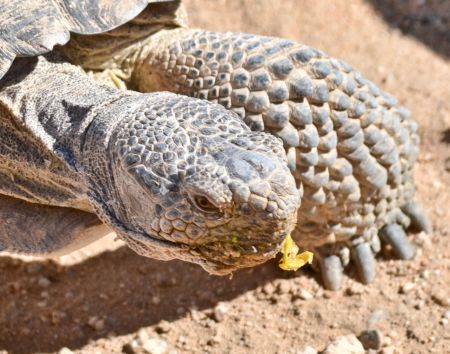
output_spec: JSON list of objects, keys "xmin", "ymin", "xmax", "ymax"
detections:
[
  {"xmin": 193, "ymin": 244, "xmax": 282, "ymax": 275},
  {"xmin": 112, "ymin": 205, "xmax": 297, "ymax": 274},
  {"xmin": 118, "ymin": 226, "xmax": 287, "ymax": 274}
]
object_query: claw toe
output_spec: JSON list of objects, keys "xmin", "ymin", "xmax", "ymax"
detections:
[
  {"xmin": 379, "ymin": 224, "xmax": 415, "ymax": 260},
  {"xmin": 401, "ymin": 202, "xmax": 432, "ymax": 234},
  {"xmin": 318, "ymin": 254, "xmax": 343, "ymax": 290},
  {"xmin": 352, "ymin": 242, "xmax": 376, "ymax": 284}
]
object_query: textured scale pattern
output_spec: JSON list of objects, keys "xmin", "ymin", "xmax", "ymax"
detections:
[
  {"xmin": 111, "ymin": 94, "xmax": 295, "ymax": 245},
  {"xmin": 140, "ymin": 30, "xmax": 420, "ymax": 256},
  {"xmin": 0, "ymin": 0, "xmax": 173, "ymax": 80},
  {"xmin": 0, "ymin": 2, "xmax": 430, "ymax": 289},
  {"xmin": 0, "ymin": 55, "xmax": 299, "ymax": 275}
]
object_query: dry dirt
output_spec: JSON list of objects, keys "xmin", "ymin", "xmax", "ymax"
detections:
[{"xmin": 0, "ymin": 1, "xmax": 449, "ymax": 353}]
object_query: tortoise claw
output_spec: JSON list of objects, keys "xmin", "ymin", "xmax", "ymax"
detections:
[
  {"xmin": 379, "ymin": 224, "xmax": 415, "ymax": 260},
  {"xmin": 318, "ymin": 254, "xmax": 343, "ymax": 290},
  {"xmin": 402, "ymin": 202, "xmax": 432, "ymax": 234},
  {"xmin": 352, "ymin": 242, "xmax": 376, "ymax": 284}
]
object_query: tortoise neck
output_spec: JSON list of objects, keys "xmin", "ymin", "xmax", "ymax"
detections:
[
  {"xmin": 0, "ymin": 55, "xmax": 121, "ymax": 167},
  {"xmin": 57, "ymin": 1, "xmax": 188, "ymax": 85}
]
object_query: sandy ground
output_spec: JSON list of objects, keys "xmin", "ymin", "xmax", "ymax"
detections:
[{"xmin": 0, "ymin": 1, "xmax": 449, "ymax": 353}]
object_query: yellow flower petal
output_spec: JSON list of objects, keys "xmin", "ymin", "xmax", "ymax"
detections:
[{"xmin": 279, "ymin": 234, "xmax": 314, "ymax": 271}]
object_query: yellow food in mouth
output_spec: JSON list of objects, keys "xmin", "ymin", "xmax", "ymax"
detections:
[{"xmin": 279, "ymin": 234, "xmax": 314, "ymax": 271}]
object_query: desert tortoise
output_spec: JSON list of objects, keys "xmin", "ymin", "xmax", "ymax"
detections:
[{"xmin": 0, "ymin": 0, "xmax": 430, "ymax": 289}]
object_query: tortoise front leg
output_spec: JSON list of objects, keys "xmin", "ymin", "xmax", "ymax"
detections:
[{"xmin": 133, "ymin": 29, "xmax": 431, "ymax": 289}]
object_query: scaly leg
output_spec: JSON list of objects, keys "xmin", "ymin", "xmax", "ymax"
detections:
[{"xmin": 132, "ymin": 29, "xmax": 432, "ymax": 289}]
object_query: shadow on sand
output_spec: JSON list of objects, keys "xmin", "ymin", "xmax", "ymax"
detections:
[
  {"xmin": 366, "ymin": 0, "xmax": 450, "ymax": 58},
  {"xmin": 0, "ymin": 246, "xmax": 311, "ymax": 353}
]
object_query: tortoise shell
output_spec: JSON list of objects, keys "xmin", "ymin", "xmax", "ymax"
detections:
[{"xmin": 0, "ymin": 0, "xmax": 174, "ymax": 80}]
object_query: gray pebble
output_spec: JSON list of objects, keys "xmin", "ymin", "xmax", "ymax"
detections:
[{"xmin": 358, "ymin": 329, "xmax": 383, "ymax": 350}]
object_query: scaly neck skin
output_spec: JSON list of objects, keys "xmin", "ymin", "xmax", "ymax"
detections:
[
  {"xmin": 0, "ymin": 54, "xmax": 131, "ymax": 210},
  {"xmin": 0, "ymin": 55, "xmax": 120, "ymax": 163},
  {"xmin": 57, "ymin": 1, "xmax": 188, "ymax": 88}
]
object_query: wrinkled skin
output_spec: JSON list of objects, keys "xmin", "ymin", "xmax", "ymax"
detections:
[{"xmin": 0, "ymin": 56, "xmax": 299, "ymax": 275}]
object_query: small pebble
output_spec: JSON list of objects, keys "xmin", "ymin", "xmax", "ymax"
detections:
[
  {"xmin": 207, "ymin": 334, "xmax": 222, "ymax": 346},
  {"xmin": 380, "ymin": 346, "xmax": 401, "ymax": 354},
  {"xmin": 155, "ymin": 320, "xmax": 171, "ymax": 334},
  {"xmin": 88, "ymin": 316, "xmax": 105, "ymax": 332},
  {"xmin": 298, "ymin": 289, "xmax": 314, "ymax": 300},
  {"xmin": 439, "ymin": 318, "xmax": 448, "ymax": 326},
  {"xmin": 137, "ymin": 328, "xmax": 149, "ymax": 342},
  {"xmin": 444, "ymin": 310, "xmax": 450, "ymax": 320},
  {"xmin": 382, "ymin": 336, "xmax": 392, "ymax": 347},
  {"xmin": 262, "ymin": 283, "xmax": 275, "ymax": 295},
  {"xmin": 399, "ymin": 282, "xmax": 415, "ymax": 294},
  {"xmin": 123, "ymin": 340, "xmax": 140, "ymax": 354},
  {"xmin": 58, "ymin": 348, "xmax": 74, "ymax": 354},
  {"xmin": 37, "ymin": 277, "xmax": 51, "ymax": 288},
  {"xmin": 142, "ymin": 338, "xmax": 168, "ymax": 354},
  {"xmin": 431, "ymin": 291, "xmax": 450, "ymax": 307},
  {"xmin": 321, "ymin": 334, "xmax": 365, "ymax": 354},
  {"xmin": 345, "ymin": 283, "xmax": 365, "ymax": 296},
  {"xmin": 297, "ymin": 345, "xmax": 318, "ymax": 354},
  {"xmin": 212, "ymin": 302, "xmax": 229, "ymax": 322},
  {"xmin": 358, "ymin": 329, "xmax": 383, "ymax": 350}
]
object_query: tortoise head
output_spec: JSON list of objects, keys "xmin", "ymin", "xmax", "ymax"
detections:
[{"xmin": 105, "ymin": 93, "xmax": 300, "ymax": 274}]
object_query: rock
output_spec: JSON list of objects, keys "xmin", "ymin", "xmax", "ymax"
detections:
[
  {"xmin": 155, "ymin": 320, "xmax": 171, "ymax": 334},
  {"xmin": 87, "ymin": 316, "xmax": 105, "ymax": 331},
  {"xmin": 262, "ymin": 283, "xmax": 275, "ymax": 295},
  {"xmin": 123, "ymin": 339, "xmax": 140, "ymax": 354},
  {"xmin": 358, "ymin": 329, "xmax": 383, "ymax": 350},
  {"xmin": 321, "ymin": 334, "xmax": 365, "ymax": 354},
  {"xmin": 430, "ymin": 290, "xmax": 450, "ymax": 307},
  {"xmin": 444, "ymin": 310, "xmax": 450, "ymax": 320},
  {"xmin": 297, "ymin": 345, "xmax": 318, "ymax": 354},
  {"xmin": 137, "ymin": 328, "xmax": 149, "ymax": 342},
  {"xmin": 37, "ymin": 277, "xmax": 51, "ymax": 287},
  {"xmin": 58, "ymin": 348, "xmax": 74, "ymax": 354},
  {"xmin": 399, "ymin": 282, "xmax": 415, "ymax": 294},
  {"xmin": 142, "ymin": 338, "xmax": 168, "ymax": 354},
  {"xmin": 207, "ymin": 334, "xmax": 222, "ymax": 346},
  {"xmin": 212, "ymin": 302, "xmax": 229, "ymax": 322},
  {"xmin": 380, "ymin": 346, "xmax": 401, "ymax": 354},
  {"xmin": 345, "ymin": 283, "xmax": 365, "ymax": 296},
  {"xmin": 298, "ymin": 289, "xmax": 314, "ymax": 300}
]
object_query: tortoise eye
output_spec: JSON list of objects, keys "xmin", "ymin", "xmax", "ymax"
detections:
[{"xmin": 193, "ymin": 195, "xmax": 219, "ymax": 213}]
